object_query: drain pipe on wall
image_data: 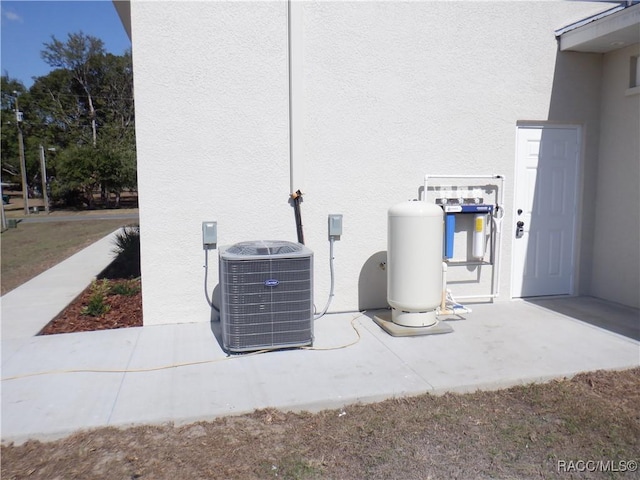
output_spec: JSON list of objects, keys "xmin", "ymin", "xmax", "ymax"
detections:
[
  {"xmin": 287, "ymin": 0, "xmax": 304, "ymax": 193},
  {"xmin": 291, "ymin": 189, "xmax": 305, "ymax": 244},
  {"xmin": 288, "ymin": 1, "xmax": 306, "ymax": 244},
  {"xmin": 287, "ymin": 4, "xmax": 340, "ymax": 318}
]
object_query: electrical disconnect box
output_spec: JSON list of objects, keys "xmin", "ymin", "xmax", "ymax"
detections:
[
  {"xmin": 202, "ymin": 221, "xmax": 217, "ymax": 250},
  {"xmin": 328, "ymin": 214, "xmax": 343, "ymax": 238}
]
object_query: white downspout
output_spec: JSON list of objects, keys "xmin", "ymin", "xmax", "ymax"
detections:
[{"xmin": 288, "ymin": 1, "xmax": 304, "ymax": 193}]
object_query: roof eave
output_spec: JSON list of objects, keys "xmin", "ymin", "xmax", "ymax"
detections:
[
  {"xmin": 558, "ymin": 3, "xmax": 640, "ymax": 53},
  {"xmin": 113, "ymin": 0, "xmax": 132, "ymax": 42}
]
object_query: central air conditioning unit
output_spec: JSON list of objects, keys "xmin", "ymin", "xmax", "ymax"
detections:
[{"xmin": 219, "ymin": 240, "xmax": 314, "ymax": 353}]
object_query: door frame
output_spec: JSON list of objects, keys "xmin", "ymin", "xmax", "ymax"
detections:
[{"xmin": 511, "ymin": 123, "xmax": 583, "ymax": 299}]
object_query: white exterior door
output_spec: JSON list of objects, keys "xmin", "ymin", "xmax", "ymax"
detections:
[{"xmin": 512, "ymin": 126, "xmax": 580, "ymax": 298}]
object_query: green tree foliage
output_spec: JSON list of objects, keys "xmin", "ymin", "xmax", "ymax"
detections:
[
  {"xmin": 41, "ymin": 32, "xmax": 105, "ymax": 147},
  {"xmin": 1, "ymin": 77, "xmax": 25, "ymax": 182},
  {"xmin": 1, "ymin": 77, "xmax": 42, "ymax": 189},
  {"xmin": 51, "ymin": 144, "xmax": 101, "ymax": 207},
  {"xmin": 0, "ymin": 31, "xmax": 136, "ymax": 209},
  {"xmin": 92, "ymin": 52, "xmax": 137, "ymax": 207}
]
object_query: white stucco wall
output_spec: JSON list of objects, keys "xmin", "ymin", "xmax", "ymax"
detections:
[
  {"xmin": 591, "ymin": 44, "xmax": 640, "ymax": 308},
  {"xmin": 130, "ymin": 1, "xmax": 611, "ymax": 325},
  {"xmin": 131, "ymin": 1, "xmax": 290, "ymax": 324}
]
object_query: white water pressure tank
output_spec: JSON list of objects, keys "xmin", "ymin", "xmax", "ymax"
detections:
[{"xmin": 387, "ymin": 200, "xmax": 443, "ymax": 327}]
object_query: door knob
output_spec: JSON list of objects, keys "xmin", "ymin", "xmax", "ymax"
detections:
[{"xmin": 516, "ymin": 221, "xmax": 524, "ymax": 238}]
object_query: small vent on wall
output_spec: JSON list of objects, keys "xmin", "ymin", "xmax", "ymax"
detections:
[
  {"xmin": 631, "ymin": 55, "xmax": 640, "ymax": 88},
  {"xmin": 626, "ymin": 55, "xmax": 640, "ymax": 96}
]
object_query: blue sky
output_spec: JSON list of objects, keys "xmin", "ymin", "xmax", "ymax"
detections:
[{"xmin": 1, "ymin": 0, "xmax": 131, "ymax": 88}]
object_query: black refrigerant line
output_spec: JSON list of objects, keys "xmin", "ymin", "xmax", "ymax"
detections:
[{"xmin": 291, "ymin": 189, "xmax": 305, "ymax": 244}]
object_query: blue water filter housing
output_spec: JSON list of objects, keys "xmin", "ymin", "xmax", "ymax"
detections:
[{"xmin": 445, "ymin": 214, "xmax": 456, "ymax": 259}]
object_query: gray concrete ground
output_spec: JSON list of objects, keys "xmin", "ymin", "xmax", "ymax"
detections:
[
  {"xmin": 526, "ymin": 296, "xmax": 640, "ymax": 341},
  {"xmin": 1, "ymin": 234, "xmax": 638, "ymax": 445}
]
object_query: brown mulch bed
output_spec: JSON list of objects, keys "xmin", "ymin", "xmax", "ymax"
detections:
[{"xmin": 39, "ymin": 278, "xmax": 142, "ymax": 335}]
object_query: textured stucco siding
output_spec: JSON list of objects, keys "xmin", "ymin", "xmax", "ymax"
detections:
[
  {"xmin": 591, "ymin": 44, "xmax": 640, "ymax": 308},
  {"xmin": 131, "ymin": 2, "xmax": 290, "ymax": 325},
  {"xmin": 130, "ymin": 1, "xmax": 612, "ymax": 325}
]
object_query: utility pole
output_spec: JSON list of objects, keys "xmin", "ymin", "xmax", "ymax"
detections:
[
  {"xmin": 14, "ymin": 91, "xmax": 29, "ymax": 215},
  {"xmin": 39, "ymin": 145, "xmax": 50, "ymax": 214},
  {"xmin": 0, "ymin": 181, "xmax": 7, "ymax": 230}
]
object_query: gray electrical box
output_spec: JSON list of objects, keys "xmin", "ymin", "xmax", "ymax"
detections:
[
  {"xmin": 202, "ymin": 221, "xmax": 217, "ymax": 249},
  {"xmin": 328, "ymin": 214, "xmax": 343, "ymax": 238}
]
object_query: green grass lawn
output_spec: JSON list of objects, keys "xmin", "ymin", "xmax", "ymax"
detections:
[{"xmin": 1, "ymin": 220, "xmax": 131, "ymax": 295}]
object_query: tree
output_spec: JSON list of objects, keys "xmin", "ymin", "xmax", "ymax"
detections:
[
  {"xmin": 1, "ymin": 76, "xmax": 41, "ymax": 189},
  {"xmin": 0, "ymin": 33, "xmax": 137, "ymax": 209},
  {"xmin": 41, "ymin": 32, "xmax": 105, "ymax": 147},
  {"xmin": 0, "ymin": 76, "xmax": 25, "ymax": 182},
  {"xmin": 30, "ymin": 34, "xmax": 137, "ymax": 209},
  {"xmin": 29, "ymin": 68, "xmax": 85, "ymax": 144},
  {"xmin": 92, "ymin": 51, "xmax": 137, "ymax": 206},
  {"xmin": 51, "ymin": 144, "xmax": 100, "ymax": 208},
  {"xmin": 95, "ymin": 139, "xmax": 137, "ymax": 207}
]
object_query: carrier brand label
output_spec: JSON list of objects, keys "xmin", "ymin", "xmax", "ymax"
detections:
[{"xmin": 264, "ymin": 279, "xmax": 279, "ymax": 287}]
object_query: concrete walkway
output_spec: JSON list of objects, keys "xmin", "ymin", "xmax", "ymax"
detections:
[
  {"xmin": 1, "ymin": 234, "xmax": 638, "ymax": 445},
  {"xmin": 1, "ymin": 230, "xmax": 122, "ymax": 339}
]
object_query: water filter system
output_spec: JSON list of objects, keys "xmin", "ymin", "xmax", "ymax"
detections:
[
  {"xmin": 387, "ymin": 200, "xmax": 443, "ymax": 327},
  {"xmin": 374, "ymin": 199, "xmax": 454, "ymax": 336},
  {"xmin": 377, "ymin": 174, "xmax": 505, "ymax": 337},
  {"xmin": 427, "ymin": 174, "xmax": 505, "ymax": 301}
]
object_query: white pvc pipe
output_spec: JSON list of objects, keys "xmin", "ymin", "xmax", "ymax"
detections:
[
  {"xmin": 455, "ymin": 294, "xmax": 499, "ymax": 300},
  {"xmin": 426, "ymin": 174, "xmax": 501, "ymax": 179},
  {"xmin": 492, "ymin": 207, "xmax": 505, "ymax": 298},
  {"xmin": 491, "ymin": 177, "xmax": 505, "ymax": 299},
  {"xmin": 440, "ymin": 262, "xmax": 448, "ymax": 311},
  {"xmin": 424, "ymin": 174, "xmax": 505, "ymax": 201}
]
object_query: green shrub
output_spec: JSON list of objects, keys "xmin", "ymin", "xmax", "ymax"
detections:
[
  {"xmin": 109, "ymin": 279, "xmax": 140, "ymax": 296},
  {"xmin": 108, "ymin": 224, "xmax": 141, "ymax": 278},
  {"xmin": 81, "ymin": 280, "xmax": 111, "ymax": 317}
]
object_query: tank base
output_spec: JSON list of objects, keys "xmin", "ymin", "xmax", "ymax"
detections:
[
  {"xmin": 374, "ymin": 311, "xmax": 453, "ymax": 337},
  {"xmin": 391, "ymin": 308, "xmax": 437, "ymax": 327}
]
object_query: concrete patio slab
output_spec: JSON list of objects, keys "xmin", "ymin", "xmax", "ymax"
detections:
[
  {"xmin": 1, "ymin": 328, "xmax": 140, "ymax": 441},
  {"xmin": 526, "ymin": 296, "xmax": 640, "ymax": 341},
  {"xmin": 106, "ymin": 315, "xmax": 433, "ymax": 428},
  {"xmin": 1, "ymin": 231, "xmax": 638, "ymax": 445},
  {"xmin": 361, "ymin": 301, "xmax": 639, "ymax": 393},
  {"xmin": 2, "ymin": 302, "xmax": 638, "ymax": 445}
]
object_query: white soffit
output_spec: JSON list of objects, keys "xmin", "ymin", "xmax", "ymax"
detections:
[
  {"xmin": 113, "ymin": 0, "xmax": 132, "ymax": 41},
  {"xmin": 558, "ymin": 3, "xmax": 640, "ymax": 53}
]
